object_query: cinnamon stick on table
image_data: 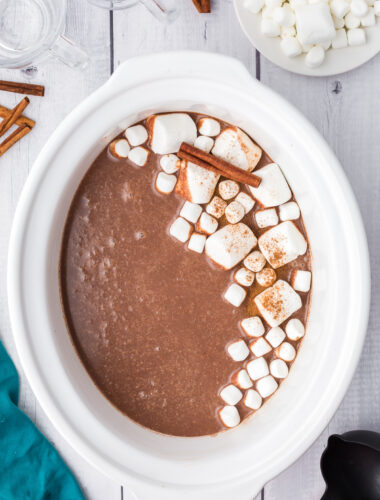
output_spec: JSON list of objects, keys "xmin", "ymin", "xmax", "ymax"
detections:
[
  {"xmin": 0, "ymin": 124, "xmax": 31, "ymax": 158},
  {"xmin": 0, "ymin": 97, "xmax": 30, "ymax": 137},
  {"xmin": 192, "ymin": 0, "xmax": 210, "ymax": 13},
  {"xmin": 0, "ymin": 105, "xmax": 35, "ymax": 129},
  {"xmin": 0, "ymin": 80, "xmax": 45, "ymax": 97}
]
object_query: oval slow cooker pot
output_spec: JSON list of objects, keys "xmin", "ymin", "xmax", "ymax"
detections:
[{"xmin": 8, "ymin": 52, "xmax": 370, "ymax": 500}]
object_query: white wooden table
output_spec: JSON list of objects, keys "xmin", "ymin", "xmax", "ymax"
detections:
[{"xmin": 1, "ymin": 1, "xmax": 379, "ymax": 498}]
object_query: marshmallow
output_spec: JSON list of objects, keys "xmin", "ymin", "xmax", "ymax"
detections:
[
  {"xmin": 234, "ymin": 267, "xmax": 255, "ymax": 287},
  {"xmin": 227, "ymin": 339, "xmax": 250, "ymax": 361},
  {"xmin": 212, "ymin": 127, "xmax": 262, "ymax": 172},
  {"xmin": 249, "ymin": 164, "xmax": 292, "ymax": 207},
  {"xmin": 176, "ymin": 161, "xmax": 219, "ymax": 204},
  {"xmin": 258, "ymin": 221, "xmax": 307, "ymax": 269},
  {"xmin": 244, "ymin": 250, "xmax": 266, "ymax": 272},
  {"xmin": 261, "ymin": 18, "xmax": 281, "ymax": 36},
  {"xmin": 129, "ymin": 147, "xmax": 149, "ymax": 167},
  {"xmin": 374, "ymin": 1, "xmax": 380, "ymax": 15},
  {"xmin": 295, "ymin": 4, "xmax": 335, "ymax": 45},
  {"xmin": 281, "ymin": 26, "xmax": 297, "ymax": 38},
  {"xmin": 345, "ymin": 12, "xmax": 361, "ymax": 27},
  {"xmin": 279, "ymin": 201, "xmax": 300, "ymax": 221},
  {"xmin": 270, "ymin": 359, "xmax": 289, "ymax": 379},
  {"xmin": 244, "ymin": 0, "xmax": 265, "ymax": 13},
  {"xmin": 305, "ymin": 46, "xmax": 325, "ymax": 68},
  {"xmin": 125, "ymin": 124, "xmax": 148, "ymax": 146},
  {"xmin": 180, "ymin": 201, "xmax": 202, "ymax": 224},
  {"xmin": 224, "ymin": 283, "xmax": 247, "ymax": 307},
  {"xmin": 188, "ymin": 232, "xmax": 207, "ymax": 254},
  {"xmin": 244, "ymin": 389, "xmax": 263, "ymax": 410},
  {"xmin": 194, "ymin": 135, "xmax": 214, "ymax": 153},
  {"xmin": 205, "ymin": 223, "xmax": 257, "ymax": 270},
  {"xmin": 286, "ymin": 318, "xmax": 305, "ymax": 341},
  {"xmin": 273, "ymin": 5, "xmax": 296, "ymax": 26},
  {"xmin": 241, "ymin": 316, "xmax": 265, "ymax": 337},
  {"xmin": 256, "ymin": 267, "xmax": 277, "ymax": 287},
  {"xmin": 160, "ymin": 154, "xmax": 179, "ymax": 174},
  {"xmin": 256, "ymin": 208, "xmax": 279, "ymax": 228},
  {"xmin": 333, "ymin": 14, "xmax": 345, "ymax": 28},
  {"xmin": 155, "ymin": 172, "xmax": 177, "ymax": 194},
  {"xmin": 266, "ymin": 0, "xmax": 282, "ymax": 8},
  {"xmin": 255, "ymin": 280, "xmax": 302, "ymax": 327},
  {"xmin": 361, "ymin": 9, "xmax": 376, "ymax": 25},
  {"xmin": 225, "ymin": 201, "xmax": 245, "ymax": 224},
  {"xmin": 198, "ymin": 117, "xmax": 221, "ymax": 137},
  {"xmin": 233, "ymin": 369, "xmax": 253, "ymax": 389},
  {"xmin": 218, "ymin": 180, "xmax": 240, "ymax": 200},
  {"xmin": 290, "ymin": 0, "xmax": 307, "ymax": 8},
  {"xmin": 148, "ymin": 113, "xmax": 197, "ymax": 154},
  {"xmin": 266, "ymin": 327, "xmax": 286, "ymax": 347},
  {"xmin": 351, "ymin": 0, "xmax": 369, "ymax": 16},
  {"xmin": 291, "ymin": 269, "xmax": 312, "ymax": 292},
  {"xmin": 262, "ymin": 6, "xmax": 276, "ymax": 17},
  {"xmin": 235, "ymin": 192, "xmax": 255, "ymax": 214},
  {"xmin": 320, "ymin": 39, "xmax": 332, "ymax": 50},
  {"xmin": 276, "ymin": 341, "xmax": 297, "ymax": 361},
  {"xmin": 256, "ymin": 375, "xmax": 278, "ymax": 398},
  {"xmin": 109, "ymin": 138, "xmax": 130, "ymax": 159},
  {"xmin": 330, "ymin": 0, "xmax": 350, "ymax": 18},
  {"xmin": 250, "ymin": 337, "xmax": 272, "ymax": 357},
  {"xmin": 206, "ymin": 196, "xmax": 227, "ymax": 219},
  {"xmin": 219, "ymin": 405, "xmax": 241, "ymax": 428},
  {"xmin": 169, "ymin": 217, "xmax": 193, "ymax": 243},
  {"xmin": 220, "ymin": 384, "xmax": 243, "ymax": 405},
  {"xmin": 281, "ymin": 37, "xmax": 303, "ymax": 57},
  {"xmin": 196, "ymin": 212, "xmax": 218, "ymax": 235},
  {"xmin": 247, "ymin": 357, "xmax": 270, "ymax": 380}
]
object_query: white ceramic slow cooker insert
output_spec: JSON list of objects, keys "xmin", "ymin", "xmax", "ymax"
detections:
[{"xmin": 8, "ymin": 52, "xmax": 370, "ymax": 500}]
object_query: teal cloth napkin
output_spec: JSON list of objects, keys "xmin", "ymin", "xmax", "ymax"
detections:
[{"xmin": 0, "ymin": 340, "xmax": 86, "ymax": 500}]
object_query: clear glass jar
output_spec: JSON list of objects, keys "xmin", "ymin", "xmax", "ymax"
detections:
[{"xmin": 86, "ymin": 0, "xmax": 180, "ymax": 23}]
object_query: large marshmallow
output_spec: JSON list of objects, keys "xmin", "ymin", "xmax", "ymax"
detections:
[
  {"xmin": 256, "ymin": 375, "xmax": 278, "ymax": 398},
  {"xmin": 244, "ymin": 389, "xmax": 263, "ymax": 410},
  {"xmin": 250, "ymin": 337, "xmax": 272, "ymax": 357},
  {"xmin": 212, "ymin": 127, "xmax": 262, "ymax": 172},
  {"xmin": 220, "ymin": 384, "xmax": 243, "ymax": 405},
  {"xmin": 206, "ymin": 196, "xmax": 227, "ymax": 219},
  {"xmin": 255, "ymin": 279, "xmax": 302, "ymax": 327},
  {"xmin": 249, "ymin": 163, "xmax": 292, "ymax": 207},
  {"xmin": 295, "ymin": 4, "xmax": 336, "ymax": 45},
  {"xmin": 224, "ymin": 283, "xmax": 247, "ymax": 307},
  {"xmin": 176, "ymin": 161, "xmax": 219, "ymax": 204},
  {"xmin": 234, "ymin": 369, "xmax": 253, "ymax": 389},
  {"xmin": 291, "ymin": 269, "xmax": 312, "ymax": 292},
  {"xmin": 219, "ymin": 405, "xmax": 241, "ymax": 428},
  {"xmin": 180, "ymin": 201, "xmax": 202, "ymax": 224},
  {"xmin": 205, "ymin": 223, "xmax": 257, "ymax": 270},
  {"xmin": 225, "ymin": 201, "xmax": 245, "ymax": 224},
  {"xmin": 235, "ymin": 192, "xmax": 255, "ymax": 214},
  {"xmin": 234, "ymin": 267, "xmax": 255, "ymax": 287},
  {"xmin": 169, "ymin": 217, "xmax": 193, "ymax": 243},
  {"xmin": 247, "ymin": 357, "xmax": 269, "ymax": 380},
  {"xmin": 244, "ymin": 250, "xmax": 266, "ymax": 272},
  {"xmin": 285, "ymin": 318, "xmax": 305, "ymax": 341},
  {"xmin": 148, "ymin": 113, "xmax": 197, "ymax": 154},
  {"xmin": 227, "ymin": 339, "xmax": 250, "ymax": 361},
  {"xmin": 258, "ymin": 221, "xmax": 308, "ymax": 269},
  {"xmin": 241, "ymin": 316, "xmax": 265, "ymax": 337},
  {"xmin": 266, "ymin": 326, "xmax": 286, "ymax": 347}
]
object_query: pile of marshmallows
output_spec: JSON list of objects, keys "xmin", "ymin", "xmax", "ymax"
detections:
[
  {"xmin": 110, "ymin": 112, "xmax": 312, "ymax": 429},
  {"xmin": 244, "ymin": 0, "xmax": 380, "ymax": 68}
]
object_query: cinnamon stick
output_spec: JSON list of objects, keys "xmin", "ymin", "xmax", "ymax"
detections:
[
  {"xmin": 192, "ymin": 0, "xmax": 210, "ymax": 12},
  {"xmin": 0, "ymin": 105, "xmax": 35, "ymax": 128},
  {"xmin": 0, "ymin": 80, "xmax": 44, "ymax": 97},
  {"xmin": 178, "ymin": 142, "xmax": 262, "ymax": 188},
  {"xmin": 0, "ymin": 97, "xmax": 30, "ymax": 137},
  {"xmin": 0, "ymin": 124, "xmax": 31, "ymax": 158}
]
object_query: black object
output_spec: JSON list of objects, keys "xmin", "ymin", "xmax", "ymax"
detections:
[{"xmin": 321, "ymin": 430, "xmax": 380, "ymax": 500}]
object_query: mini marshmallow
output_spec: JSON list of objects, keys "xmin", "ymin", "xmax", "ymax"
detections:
[
  {"xmin": 256, "ymin": 375, "xmax": 278, "ymax": 398},
  {"xmin": 224, "ymin": 283, "xmax": 247, "ymax": 307},
  {"xmin": 273, "ymin": 5, "xmax": 296, "ymax": 26},
  {"xmin": 234, "ymin": 369, "xmax": 253, "ymax": 389},
  {"xmin": 180, "ymin": 201, "xmax": 202, "ymax": 223},
  {"xmin": 124, "ymin": 124, "xmax": 148, "ymax": 146},
  {"xmin": 286, "ymin": 318, "xmax": 305, "ymax": 341},
  {"xmin": 235, "ymin": 267, "xmax": 255, "ymax": 287},
  {"xmin": 235, "ymin": 192, "xmax": 255, "ymax": 214},
  {"xmin": 249, "ymin": 163, "xmax": 291, "ymax": 207},
  {"xmin": 188, "ymin": 232, "xmax": 207, "ymax": 254},
  {"xmin": 361, "ymin": 9, "xmax": 376, "ymax": 25},
  {"xmin": 212, "ymin": 127, "xmax": 262, "ymax": 172},
  {"xmin": 281, "ymin": 37, "xmax": 303, "ymax": 57},
  {"xmin": 290, "ymin": 0, "xmax": 307, "ymax": 8},
  {"xmin": 196, "ymin": 212, "xmax": 218, "ymax": 235},
  {"xmin": 266, "ymin": 327, "xmax": 286, "ymax": 348},
  {"xmin": 305, "ymin": 46, "xmax": 325, "ymax": 69},
  {"xmin": 176, "ymin": 161, "xmax": 219, "ymax": 204},
  {"xmin": 262, "ymin": 6, "xmax": 276, "ymax": 17},
  {"xmin": 219, "ymin": 405, "xmax": 241, "ymax": 428},
  {"xmin": 194, "ymin": 135, "xmax": 214, "ymax": 153},
  {"xmin": 198, "ymin": 117, "xmax": 221, "ymax": 137},
  {"xmin": 266, "ymin": 0, "xmax": 282, "ymax": 8},
  {"xmin": 244, "ymin": 0, "xmax": 265, "ymax": 13},
  {"xmin": 351, "ymin": 0, "xmax": 369, "ymax": 16},
  {"xmin": 169, "ymin": 217, "xmax": 193, "ymax": 243},
  {"xmin": 244, "ymin": 250, "xmax": 266, "ymax": 272},
  {"xmin": 244, "ymin": 389, "xmax": 263, "ymax": 410},
  {"xmin": 206, "ymin": 196, "xmax": 227, "ymax": 219},
  {"xmin": 218, "ymin": 180, "xmax": 240, "ymax": 200},
  {"xmin": 330, "ymin": 0, "xmax": 350, "ymax": 18},
  {"xmin": 281, "ymin": 26, "xmax": 297, "ymax": 38},
  {"xmin": 247, "ymin": 357, "xmax": 269, "ymax": 380},
  {"xmin": 160, "ymin": 154, "xmax": 179, "ymax": 174},
  {"xmin": 148, "ymin": 113, "xmax": 197, "ymax": 154},
  {"xmin": 129, "ymin": 147, "xmax": 149, "ymax": 167},
  {"xmin": 205, "ymin": 223, "xmax": 257, "ymax": 270},
  {"xmin": 333, "ymin": 14, "xmax": 345, "ymax": 28},
  {"xmin": 320, "ymin": 39, "xmax": 332, "ymax": 50},
  {"xmin": 261, "ymin": 18, "xmax": 281, "ymax": 36},
  {"xmin": 255, "ymin": 280, "xmax": 302, "ymax": 327},
  {"xmin": 345, "ymin": 12, "xmax": 361, "ymax": 27},
  {"xmin": 256, "ymin": 208, "xmax": 279, "ymax": 228},
  {"xmin": 259, "ymin": 221, "xmax": 307, "ymax": 268},
  {"xmin": 276, "ymin": 342, "xmax": 297, "ymax": 361},
  {"xmin": 270, "ymin": 359, "xmax": 289, "ymax": 379},
  {"xmin": 279, "ymin": 201, "xmax": 300, "ymax": 221},
  {"xmin": 225, "ymin": 201, "xmax": 245, "ymax": 224},
  {"xmin": 155, "ymin": 172, "xmax": 177, "ymax": 194},
  {"xmin": 374, "ymin": 0, "xmax": 380, "ymax": 16},
  {"xmin": 256, "ymin": 268, "xmax": 277, "ymax": 287},
  {"xmin": 220, "ymin": 384, "xmax": 243, "ymax": 405},
  {"xmin": 291, "ymin": 269, "xmax": 312, "ymax": 292},
  {"xmin": 241, "ymin": 316, "xmax": 265, "ymax": 337},
  {"xmin": 109, "ymin": 139, "xmax": 130, "ymax": 159},
  {"xmin": 295, "ymin": 4, "xmax": 335, "ymax": 45},
  {"xmin": 227, "ymin": 339, "xmax": 250, "ymax": 361},
  {"xmin": 250, "ymin": 337, "xmax": 272, "ymax": 357}
]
